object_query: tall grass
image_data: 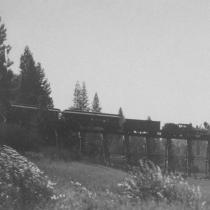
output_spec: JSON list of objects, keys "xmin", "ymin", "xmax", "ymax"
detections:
[
  {"xmin": 118, "ymin": 159, "xmax": 203, "ymax": 209},
  {"xmin": 1, "ymin": 147, "xmax": 209, "ymax": 210},
  {"xmin": 35, "ymin": 158, "xmax": 208, "ymax": 210}
]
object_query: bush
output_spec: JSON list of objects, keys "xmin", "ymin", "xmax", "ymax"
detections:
[
  {"xmin": 118, "ymin": 159, "xmax": 202, "ymax": 209},
  {"xmin": 0, "ymin": 123, "xmax": 40, "ymax": 152},
  {"xmin": 0, "ymin": 145, "xmax": 55, "ymax": 210}
]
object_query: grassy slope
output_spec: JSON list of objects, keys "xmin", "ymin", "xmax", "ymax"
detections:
[
  {"xmin": 35, "ymin": 159, "xmax": 210, "ymax": 210},
  {"xmin": 37, "ymin": 159, "xmax": 127, "ymax": 192},
  {"xmin": 35, "ymin": 159, "xmax": 135, "ymax": 210}
]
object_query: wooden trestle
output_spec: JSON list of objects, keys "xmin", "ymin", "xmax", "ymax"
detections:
[
  {"xmin": 62, "ymin": 110, "xmax": 210, "ymax": 176},
  {"xmin": 7, "ymin": 105, "xmax": 210, "ymax": 176}
]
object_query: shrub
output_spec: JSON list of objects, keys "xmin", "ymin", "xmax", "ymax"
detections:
[
  {"xmin": 0, "ymin": 145, "xmax": 55, "ymax": 210},
  {"xmin": 118, "ymin": 159, "xmax": 202, "ymax": 209},
  {"xmin": 0, "ymin": 123, "xmax": 40, "ymax": 152}
]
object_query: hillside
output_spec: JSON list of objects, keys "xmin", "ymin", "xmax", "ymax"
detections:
[
  {"xmin": 34, "ymin": 158, "xmax": 210, "ymax": 210},
  {"xmin": 36, "ymin": 160, "xmax": 128, "ymax": 193}
]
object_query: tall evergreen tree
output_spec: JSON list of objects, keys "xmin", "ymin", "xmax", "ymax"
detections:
[
  {"xmin": 17, "ymin": 47, "xmax": 53, "ymax": 107},
  {"xmin": 147, "ymin": 116, "xmax": 152, "ymax": 121},
  {"xmin": 118, "ymin": 107, "xmax": 125, "ymax": 128},
  {"xmin": 35, "ymin": 62, "xmax": 53, "ymax": 108},
  {"xmin": 118, "ymin": 107, "xmax": 124, "ymax": 117},
  {"xmin": 71, "ymin": 81, "xmax": 89, "ymax": 111},
  {"xmin": 0, "ymin": 18, "xmax": 13, "ymax": 122},
  {"xmin": 80, "ymin": 82, "xmax": 89, "ymax": 111},
  {"xmin": 91, "ymin": 92, "xmax": 101, "ymax": 112},
  {"xmin": 72, "ymin": 81, "xmax": 81, "ymax": 110}
]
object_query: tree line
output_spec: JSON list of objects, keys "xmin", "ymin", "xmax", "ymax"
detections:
[{"xmin": 0, "ymin": 17, "xmax": 105, "ymax": 122}]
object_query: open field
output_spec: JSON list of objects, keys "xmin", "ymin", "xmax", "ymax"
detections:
[{"xmin": 31, "ymin": 158, "xmax": 210, "ymax": 210}]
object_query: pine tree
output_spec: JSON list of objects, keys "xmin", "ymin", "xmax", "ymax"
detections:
[
  {"xmin": 17, "ymin": 46, "xmax": 53, "ymax": 108},
  {"xmin": 71, "ymin": 81, "xmax": 81, "ymax": 111},
  {"xmin": 147, "ymin": 116, "xmax": 152, "ymax": 121},
  {"xmin": 118, "ymin": 107, "xmax": 125, "ymax": 128},
  {"xmin": 35, "ymin": 63, "xmax": 53, "ymax": 108},
  {"xmin": 71, "ymin": 81, "xmax": 90, "ymax": 111},
  {"xmin": 80, "ymin": 82, "xmax": 89, "ymax": 111},
  {"xmin": 91, "ymin": 92, "xmax": 101, "ymax": 112},
  {"xmin": 0, "ymin": 18, "xmax": 13, "ymax": 122},
  {"xmin": 118, "ymin": 107, "xmax": 124, "ymax": 117}
]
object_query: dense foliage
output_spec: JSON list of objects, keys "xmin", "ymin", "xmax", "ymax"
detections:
[
  {"xmin": 118, "ymin": 159, "xmax": 202, "ymax": 209},
  {"xmin": 0, "ymin": 145, "xmax": 55, "ymax": 210},
  {"xmin": 17, "ymin": 46, "xmax": 53, "ymax": 108},
  {"xmin": 0, "ymin": 18, "xmax": 13, "ymax": 122}
]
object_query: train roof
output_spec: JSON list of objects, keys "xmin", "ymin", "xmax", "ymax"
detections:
[
  {"xmin": 11, "ymin": 104, "xmax": 60, "ymax": 112},
  {"xmin": 63, "ymin": 110, "xmax": 120, "ymax": 118}
]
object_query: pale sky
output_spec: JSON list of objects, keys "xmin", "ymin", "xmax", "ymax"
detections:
[{"xmin": 0, "ymin": 0, "xmax": 210, "ymax": 125}]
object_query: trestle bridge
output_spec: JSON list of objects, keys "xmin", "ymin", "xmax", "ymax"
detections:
[{"xmin": 6, "ymin": 104, "xmax": 210, "ymax": 177}]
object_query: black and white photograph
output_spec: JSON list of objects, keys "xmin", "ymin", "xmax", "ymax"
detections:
[{"xmin": 0, "ymin": 0, "xmax": 209, "ymax": 209}]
